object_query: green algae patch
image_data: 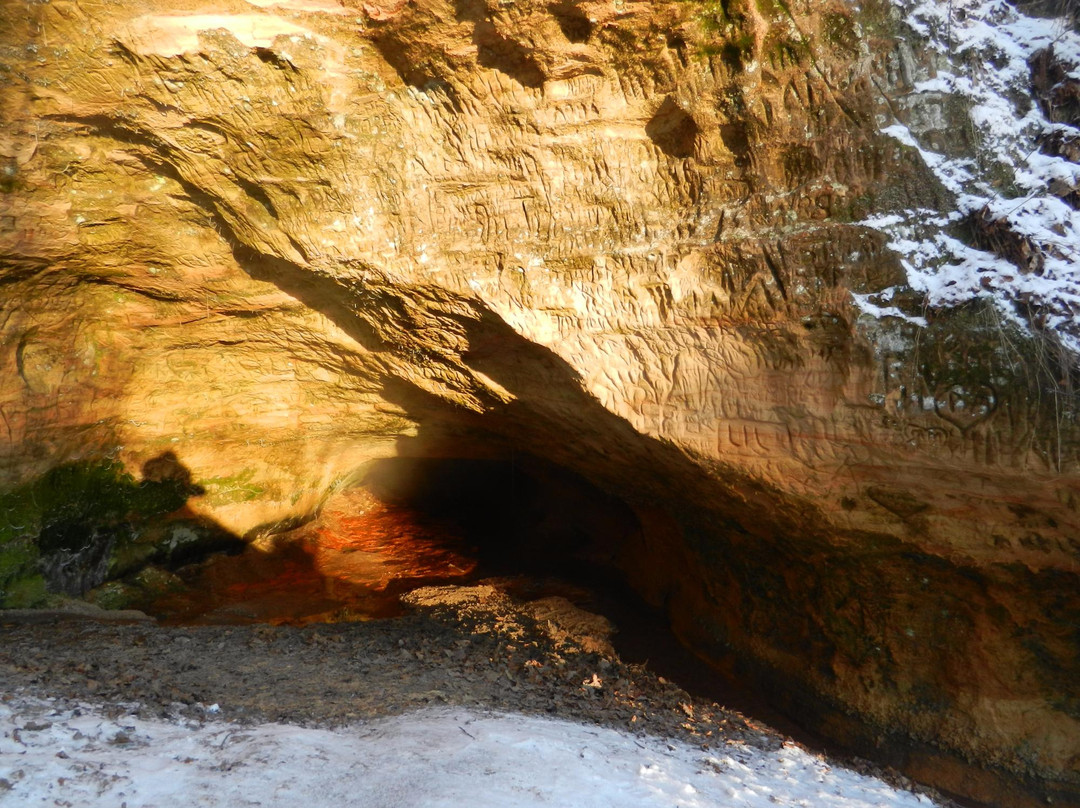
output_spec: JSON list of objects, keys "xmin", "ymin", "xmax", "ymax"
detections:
[
  {"xmin": 2, "ymin": 574, "xmax": 47, "ymax": 609},
  {"xmin": 0, "ymin": 539, "xmax": 45, "ymax": 608},
  {"xmin": 198, "ymin": 469, "xmax": 266, "ymax": 506},
  {"xmin": 31, "ymin": 460, "xmax": 188, "ymax": 554},
  {"xmin": 86, "ymin": 564, "xmax": 187, "ymax": 612},
  {"xmin": 822, "ymin": 11, "xmax": 859, "ymax": 55},
  {"xmin": 0, "ymin": 456, "xmax": 209, "ymax": 605},
  {"xmin": 86, "ymin": 580, "xmax": 144, "ymax": 611}
]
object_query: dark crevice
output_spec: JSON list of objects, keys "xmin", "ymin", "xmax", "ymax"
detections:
[
  {"xmin": 719, "ymin": 121, "xmax": 751, "ymax": 166},
  {"xmin": 79, "ymin": 275, "xmax": 188, "ymax": 303},
  {"xmin": 232, "ymin": 174, "xmax": 280, "ymax": 221},
  {"xmin": 253, "ymin": 46, "xmax": 300, "ymax": 73},
  {"xmin": 550, "ymin": 2, "xmax": 593, "ymax": 43},
  {"xmin": 0, "ymin": 259, "xmax": 51, "ymax": 288},
  {"xmin": 646, "ymin": 96, "xmax": 699, "ymax": 159},
  {"xmin": 473, "ymin": 22, "xmax": 546, "ymax": 88},
  {"xmin": 1031, "ymin": 46, "xmax": 1080, "ymax": 125}
]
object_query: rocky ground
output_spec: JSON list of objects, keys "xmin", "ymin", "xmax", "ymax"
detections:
[{"xmin": 0, "ymin": 583, "xmax": 954, "ymax": 806}]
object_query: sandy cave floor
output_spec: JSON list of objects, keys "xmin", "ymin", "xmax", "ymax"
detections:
[{"xmin": 0, "ymin": 584, "xmax": 954, "ymax": 807}]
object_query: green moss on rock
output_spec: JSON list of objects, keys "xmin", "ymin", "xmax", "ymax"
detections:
[
  {"xmin": 132, "ymin": 565, "xmax": 184, "ymax": 597},
  {"xmin": 822, "ymin": 11, "xmax": 859, "ymax": 55},
  {"xmin": 86, "ymin": 580, "xmax": 143, "ymax": 611},
  {"xmin": 0, "ymin": 455, "xmax": 210, "ymax": 605},
  {"xmin": 199, "ymin": 469, "xmax": 266, "ymax": 506},
  {"xmin": 2, "ymin": 574, "xmax": 47, "ymax": 608},
  {"xmin": 86, "ymin": 565, "xmax": 186, "ymax": 612}
]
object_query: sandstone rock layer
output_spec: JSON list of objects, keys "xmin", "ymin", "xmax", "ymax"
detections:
[{"xmin": 1, "ymin": 0, "xmax": 1078, "ymax": 804}]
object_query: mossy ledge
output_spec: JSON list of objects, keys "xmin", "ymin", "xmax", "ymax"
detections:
[{"xmin": 0, "ymin": 456, "xmax": 239, "ymax": 608}]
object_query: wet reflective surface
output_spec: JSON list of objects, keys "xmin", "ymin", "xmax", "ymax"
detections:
[{"xmin": 150, "ymin": 489, "xmax": 479, "ymax": 625}]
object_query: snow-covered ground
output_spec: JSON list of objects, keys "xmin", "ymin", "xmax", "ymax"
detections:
[
  {"xmin": 864, "ymin": 0, "xmax": 1080, "ymax": 347},
  {"xmin": 0, "ymin": 696, "xmax": 939, "ymax": 808}
]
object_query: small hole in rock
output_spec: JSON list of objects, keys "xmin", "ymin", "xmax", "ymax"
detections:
[
  {"xmin": 551, "ymin": 4, "xmax": 593, "ymax": 43},
  {"xmin": 646, "ymin": 97, "xmax": 699, "ymax": 159}
]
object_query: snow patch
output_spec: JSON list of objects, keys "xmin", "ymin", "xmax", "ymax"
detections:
[
  {"xmin": 862, "ymin": 0, "xmax": 1080, "ymax": 350},
  {"xmin": 0, "ymin": 697, "xmax": 940, "ymax": 807}
]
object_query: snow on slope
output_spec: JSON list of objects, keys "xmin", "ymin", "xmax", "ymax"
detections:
[
  {"xmin": 864, "ymin": 0, "xmax": 1080, "ymax": 349},
  {"xmin": 0, "ymin": 697, "xmax": 939, "ymax": 808}
]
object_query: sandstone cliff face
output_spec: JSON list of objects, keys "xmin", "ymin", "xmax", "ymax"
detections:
[{"xmin": 1, "ymin": 0, "xmax": 1078, "ymax": 803}]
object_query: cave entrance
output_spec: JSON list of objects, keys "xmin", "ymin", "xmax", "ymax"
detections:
[
  {"xmin": 144, "ymin": 451, "xmax": 813, "ymax": 746},
  {"xmin": 146, "ymin": 454, "xmax": 641, "ymax": 627}
]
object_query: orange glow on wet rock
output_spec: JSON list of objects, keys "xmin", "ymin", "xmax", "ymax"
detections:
[{"xmin": 151, "ymin": 488, "xmax": 478, "ymax": 625}]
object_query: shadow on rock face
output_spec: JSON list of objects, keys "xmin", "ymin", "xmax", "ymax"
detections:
[
  {"xmin": 0, "ymin": 452, "xmax": 240, "ymax": 603},
  {"xmin": 235, "ymin": 248, "xmax": 1080, "ymax": 808},
  {"xmin": 646, "ymin": 96, "xmax": 700, "ymax": 159},
  {"xmin": 88, "ymin": 137, "xmax": 1078, "ymax": 805},
  {"xmin": 140, "ymin": 451, "xmax": 205, "ymax": 497}
]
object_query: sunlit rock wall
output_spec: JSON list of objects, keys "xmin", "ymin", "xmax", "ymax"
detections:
[{"xmin": 1, "ymin": 0, "xmax": 1078, "ymax": 803}]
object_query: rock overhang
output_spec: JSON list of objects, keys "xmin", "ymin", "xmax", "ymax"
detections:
[{"xmin": 1, "ymin": 0, "xmax": 1079, "ymax": 804}]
